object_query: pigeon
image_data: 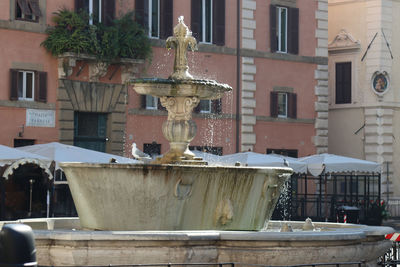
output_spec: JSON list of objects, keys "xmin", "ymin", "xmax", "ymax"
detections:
[
  {"xmin": 283, "ymin": 158, "xmax": 289, "ymax": 167},
  {"xmin": 131, "ymin": 143, "xmax": 152, "ymax": 161}
]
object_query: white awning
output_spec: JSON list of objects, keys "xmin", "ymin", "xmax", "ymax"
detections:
[
  {"xmin": 17, "ymin": 142, "xmax": 138, "ymax": 169},
  {"xmin": 218, "ymin": 152, "xmax": 307, "ymax": 173},
  {"xmin": 299, "ymin": 153, "xmax": 381, "ymax": 176},
  {"xmin": 2, "ymin": 158, "xmax": 53, "ymax": 180}
]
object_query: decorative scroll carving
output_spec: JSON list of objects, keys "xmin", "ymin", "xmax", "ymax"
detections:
[{"xmin": 329, "ymin": 29, "xmax": 361, "ymax": 51}]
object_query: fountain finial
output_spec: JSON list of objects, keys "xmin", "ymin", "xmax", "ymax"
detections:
[{"xmin": 166, "ymin": 16, "xmax": 198, "ymax": 80}]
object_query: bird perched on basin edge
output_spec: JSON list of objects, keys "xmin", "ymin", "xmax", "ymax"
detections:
[{"xmin": 131, "ymin": 143, "xmax": 152, "ymax": 162}]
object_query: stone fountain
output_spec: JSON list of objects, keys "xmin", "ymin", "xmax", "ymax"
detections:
[
  {"xmin": 60, "ymin": 16, "xmax": 291, "ymax": 231},
  {"xmin": 0, "ymin": 17, "xmax": 393, "ymax": 267}
]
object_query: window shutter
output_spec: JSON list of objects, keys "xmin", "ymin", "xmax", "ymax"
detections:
[
  {"xmin": 287, "ymin": 93, "xmax": 297, "ymax": 119},
  {"xmin": 191, "ymin": 0, "xmax": 202, "ymax": 42},
  {"xmin": 211, "ymin": 99, "xmax": 222, "ymax": 114},
  {"xmin": 135, "ymin": 0, "xmax": 149, "ymax": 30},
  {"xmin": 160, "ymin": 0, "xmax": 173, "ymax": 39},
  {"xmin": 102, "ymin": 0, "xmax": 115, "ymax": 26},
  {"xmin": 141, "ymin": 95, "xmax": 147, "ymax": 109},
  {"xmin": 35, "ymin": 71, "xmax": 47, "ymax": 103},
  {"xmin": 287, "ymin": 7, "xmax": 299, "ymax": 54},
  {"xmin": 270, "ymin": 5, "xmax": 277, "ymax": 53},
  {"xmin": 212, "ymin": 0, "xmax": 225, "ymax": 46},
  {"xmin": 10, "ymin": 69, "xmax": 18, "ymax": 101},
  {"xmin": 270, "ymin": 91, "xmax": 278, "ymax": 117}
]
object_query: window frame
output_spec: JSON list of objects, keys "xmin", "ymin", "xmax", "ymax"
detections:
[
  {"xmin": 148, "ymin": 0, "xmax": 160, "ymax": 38},
  {"xmin": 200, "ymin": 0, "xmax": 213, "ymax": 44},
  {"xmin": 89, "ymin": 0, "xmax": 102, "ymax": 25},
  {"xmin": 277, "ymin": 92, "xmax": 288, "ymax": 118},
  {"xmin": 276, "ymin": 6, "xmax": 288, "ymax": 53},
  {"xmin": 18, "ymin": 70, "xmax": 35, "ymax": 101},
  {"xmin": 145, "ymin": 95, "xmax": 158, "ymax": 110},
  {"xmin": 15, "ymin": 0, "xmax": 41, "ymax": 22},
  {"xmin": 199, "ymin": 99, "xmax": 212, "ymax": 113}
]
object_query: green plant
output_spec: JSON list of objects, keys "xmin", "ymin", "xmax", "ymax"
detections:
[{"xmin": 41, "ymin": 9, "xmax": 152, "ymax": 62}]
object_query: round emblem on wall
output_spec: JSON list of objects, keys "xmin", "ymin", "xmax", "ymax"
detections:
[{"xmin": 371, "ymin": 71, "xmax": 389, "ymax": 95}]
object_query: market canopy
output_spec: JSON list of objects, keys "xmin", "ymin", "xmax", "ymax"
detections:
[
  {"xmin": 17, "ymin": 142, "xmax": 137, "ymax": 169},
  {"xmin": 299, "ymin": 153, "xmax": 381, "ymax": 176},
  {"xmin": 0, "ymin": 145, "xmax": 53, "ymax": 179},
  {"xmin": 218, "ymin": 152, "xmax": 307, "ymax": 173}
]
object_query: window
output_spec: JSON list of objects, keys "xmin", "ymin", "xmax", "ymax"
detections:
[
  {"xmin": 191, "ymin": 0, "xmax": 225, "ymax": 46},
  {"xmin": 10, "ymin": 69, "xmax": 47, "ymax": 102},
  {"xmin": 149, "ymin": 0, "xmax": 160, "ymax": 38},
  {"xmin": 198, "ymin": 100, "xmax": 211, "ymax": 113},
  {"xmin": 15, "ymin": 0, "xmax": 42, "ymax": 22},
  {"xmin": 143, "ymin": 142, "xmax": 161, "ymax": 157},
  {"xmin": 267, "ymin": 149, "xmax": 298, "ymax": 158},
  {"xmin": 335, "ymin": 62, "xmax": 351, "ymax": 104},
  {"xmin": 270, "ymin": 5, "xmax": 298, "ymax": 54},
  {"xmin": 276, "ymin": 7, "xmax": 287, "ymax": 52},
  {"xmin": 146, "ymin": 95, "xmax": 158, "ymax": 110},
  {"xmin": 75, "ymin": 0, "xmax": 115, "ymax": 26},
  {"xmin": 14, "ymin": 139, "xmax": 35, "ymax": 147},
  {"xmin": 135, "ymin": 0, "xmax": 173, "ymax": 39},
  {"xmin": 270, "ymin": 91, "xmax": 296, "ymax": 119},
  {"xmin": 18, "ymin": 71, "xmax": 34, "ymax": 101},
  {"xmin": 194, "ymin": 99, "xmax": 222, "ymax": 114},
  {"xmin": 277, "ymin": 92, "xmax": 287, "ymax": 117}
]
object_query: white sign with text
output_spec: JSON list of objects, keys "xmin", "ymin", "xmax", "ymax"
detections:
[{"xmin": 26, "ymin": 109, "xmax": 55, "ymax": 127}]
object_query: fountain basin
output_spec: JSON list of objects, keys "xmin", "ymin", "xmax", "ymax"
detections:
[
  {"xmin": 6, "ymin": 218, "xmax": 392, "ymax": 266},
  {"xmin": 61, "ymin": 163, "xmax": 291, "ymax": 231},
  {"xmin": 132, "ymin": 78, "xmax": 232, "ymax": 99}
]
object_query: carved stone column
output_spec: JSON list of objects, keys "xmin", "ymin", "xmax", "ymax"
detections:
[{"xmin": 159, "ymin": 96, "xmax": 200, "ymax": 163}]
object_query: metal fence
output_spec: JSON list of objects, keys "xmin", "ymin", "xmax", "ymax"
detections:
[{"xmin": 378, "ymin": 241, "xmax": 400, "ymax": 266}]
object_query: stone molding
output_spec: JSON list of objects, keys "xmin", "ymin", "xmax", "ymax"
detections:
[
  {"xmin": 57, "ymin": 53, "xmax": 144, "ymax": 83},
  {"xmin": 364, "ymin": 0, "xmax": 393, "ymax": 197},
  {"xmin": 58, "ymin": 79, "xmax": 128, "ymax": 155},
  {"xmin": 240, "ymin": 1, "xmax": 257, "ymax": 152},
  {"xmin": 314, "ymin": 0, "xmax": 329, "ymax": 154},
  {"xmin": 328, "ymin": 29, "xmax": 361, "ymax": 51}
]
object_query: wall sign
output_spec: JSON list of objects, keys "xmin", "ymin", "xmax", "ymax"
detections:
[
  {"xmin": 26, "ymin": 109, "xmax": 55, "ymax": 127},
  {"xmin": 371, "ymin": 71, "xmax": 389, "ymax": 95}
]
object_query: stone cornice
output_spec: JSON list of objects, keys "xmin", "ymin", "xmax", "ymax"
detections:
[
  {"xmin": 151, "ymin": 39, "xmax": 328, "ymax": 65},
  {"xmin": 0, "ymin": 100, "xmax": 55, "ymax": 109}
]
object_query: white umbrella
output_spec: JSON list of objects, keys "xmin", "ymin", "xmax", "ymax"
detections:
[
  {"xmin": 219, "ymin": 152, "xmax": 307, "ymax": 173},
  {"xmin": 299, "ymin": 153, "xmax": 381, "ymax": 176},
  {"xmin": 17, "ymin": 142, "xmax": 138, "ymax": 169}
]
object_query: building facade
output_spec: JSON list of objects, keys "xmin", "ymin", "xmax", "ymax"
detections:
[
  {"xmin": 127, "ymin": 0, "xmax": 328, "ymax": 158},
  {"xmin": 0, "ymin": 0, "xmax": 327, "ymax": 158},
  {"xmin": 328, "ymin": 0, "xmax": 400, "ymax": 207}
]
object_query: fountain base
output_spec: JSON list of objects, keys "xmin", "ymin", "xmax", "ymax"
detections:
[{"xmin": 4, "ymin": 218, "xmax": 393, "ymax": 267}]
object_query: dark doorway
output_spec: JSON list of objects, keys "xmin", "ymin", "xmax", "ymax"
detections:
[{"xmin": 74, "ymin": 112, "xmax": 108, "ymax": 152}]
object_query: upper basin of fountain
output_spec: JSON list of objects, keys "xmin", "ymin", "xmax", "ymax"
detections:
[
  {"xmin": 130, "ymin": 16, "xmax": 232, "ymax": 99},
  {"xmin": 132, "ymin": 77, "xmax": 232, "ymax": 100}
]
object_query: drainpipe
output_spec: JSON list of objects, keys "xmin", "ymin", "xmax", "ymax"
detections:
[{"xmin": 235, "ymin": 0, "xmax": 241, "ymax": 153}]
